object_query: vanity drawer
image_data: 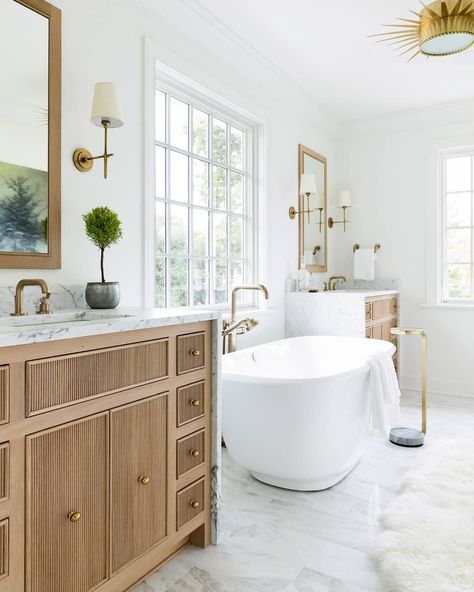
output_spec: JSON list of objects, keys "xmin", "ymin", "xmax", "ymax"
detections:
[
  {"xmin": 26, "ymin": 339, "xmax": 169, "ymax": 415},
  {"xmin": 366, "ymin": 326, "xmax": 372, "ymax": 338},
  {"xmin": 0, "ymin": 444, "xmax": 9, "ymax": 503},
  {"xmin": 0, "ymin": 367, "xmax": 8, "ymax": 426},
  {"xmin": 177, "ymin": 381, "xmax": 205, "ymax": 427},
  {"xmin": 372, "ymin": 319, "xmax": 397, "ymax": 342},
  {"xmin": 177, "ymin": 332, "xmax": 205, "ymax": 375},
  {"xmin": 0, "ymin": 518, "xmax": 8, "ymax": 581},
  {"xmin": 176, "ymin": 478, "xmax": 205, "ymax": 531},
  {"xmin": 372, "ymin": 297, "xmax": 398, "ymax": 320},
  {"xmin": 365, "ymin": 303, "xmax": 372, "ymax": 322},
  {"xmin": 176, "ymin": 430, "xmax": 205, "ymax": 479}
]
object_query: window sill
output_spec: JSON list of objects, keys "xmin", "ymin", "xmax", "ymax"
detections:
[{"xmin": 420, "ymin": 303, "xmax": 474, "ymax": 310}]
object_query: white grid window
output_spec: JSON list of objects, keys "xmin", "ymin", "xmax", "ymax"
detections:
[
  {"xmin": 154, "ymin": 89, "xmax": 252, "ymax": 307},
  {"xmin": 440, "ymin": 150, "xmax": 474, "ymax": 302}
]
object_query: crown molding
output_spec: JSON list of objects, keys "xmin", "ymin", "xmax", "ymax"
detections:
[{"xmin": 137, "ymin": 0, "xmax": 341, "ymax": 138}]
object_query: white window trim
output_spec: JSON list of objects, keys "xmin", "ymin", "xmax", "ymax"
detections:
[
  {"xmin": 143, "ymin": 38, "xmax": 266, "ymax": 309},
  {"xmin": 426, "ymin": 136, "xmax": 474, "ymax": 307}
]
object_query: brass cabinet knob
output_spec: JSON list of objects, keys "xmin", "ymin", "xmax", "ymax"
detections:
[
  {"xmin": 67, "ymin": 512, "xmax": 81, "ymax": 523},
  {"xmin": 190, "ymin": 449, "xmax": 200, "ymax": 458},
  {"xmin": 138, "ymin": 476, "xmax": 150, "ymax": 485},
  {"xmin": 190, "ymin": 349, "xmax": 200, "ymax": 357},
  {"xmin": 191, "ymin": 399, "xmax": 200, "ymax": 407},
  {"xmin": 190, "ymin": 500, "xmax": 200, "ymax": 509}
]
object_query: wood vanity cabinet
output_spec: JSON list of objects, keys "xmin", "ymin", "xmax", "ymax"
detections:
[
  {"xmin": 0, "ymin": 321, "xmax": 212, "ymax": 592},
  {"xmin": 365, "ymin": 294, "xmax": 399, "ymax": 372}
]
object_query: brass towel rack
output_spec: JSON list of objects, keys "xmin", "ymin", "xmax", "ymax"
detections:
[{"xmin": 353, "ymin": 243, "xmax": 381, "ymax": 254}]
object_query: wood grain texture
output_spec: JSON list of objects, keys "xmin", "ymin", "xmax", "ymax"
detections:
[
  {"xmin": 176, "ymin": 430, "xmax": 205, "ymax": 479},
  {"xmin": 26, "ymin": 414, "xmax": 108, "ymax": 592},
  {"xmin": 176, "ymin": 333, "xmax": 205, "ymax": 375},
  {"xmin": 110, "ymin": 394, "xmax": 168, "ymax": 574},
  {"xmin": 177, "ymin": 381, "xmax": 205, "ymax": 427},
  {"xmin": 176, "ymin": 479, "xmax": 204, "ymax": 531},
  {"xmin": 0, "ymin": 444, "xmax": 9, "ymax": 502},
  {"xmin": 0, "ymin": 368, "xmax": 8, "ymax": 426},
  {"xmin": 0, "ymin": 519, "xmax": 8, "ymax": 581},
  {"xmin": 26, "ymin": 339, "xmax": 168, "ymax": 415},
  {"xmin": 1, "ymin": 0, "xmax": 61, "ymax": 269},
  {"xmin": 372, "ymin": 298, "xmax": 397, "ymax": 321}
]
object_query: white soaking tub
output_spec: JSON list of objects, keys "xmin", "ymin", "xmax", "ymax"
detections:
[{"xmin": 222, "ymin": 335, "xmax": 396, "ymax": 491}]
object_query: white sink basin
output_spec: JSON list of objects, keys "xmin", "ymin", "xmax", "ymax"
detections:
[{"xmin": 0, "ymin": 311, "xmax": 133, "ymax": 331}]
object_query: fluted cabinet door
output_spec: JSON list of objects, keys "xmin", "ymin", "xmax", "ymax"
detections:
[
  {"xmin": 110, "ymin": 394, "xmax": 168, "ymax": 574},
  {"xmin": 26, "ymin": 414, "xmax": 108, "ymax": 592}
]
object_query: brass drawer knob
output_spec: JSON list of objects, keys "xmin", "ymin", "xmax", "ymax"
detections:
[
  {"xmin": 67, "ymin": 512, "xmax": 81, "ymax": 523},
  {"xmin": 190, "ymin": 349, "xmax": 200, "ymax": 357},
  {"xmin": 138, "ymin": 476, "xmax": 150, "ymax": 485},
  {"xmin": 190, "ymin": 449, "xmax": 200, "ymax": 458},
  {"xmin": 191, "ymin": 399, "xmax": 200, "ymax": 407},
  {"xmin": 190, "ymin": 500, "xmax": 200, "ymax": 509}
]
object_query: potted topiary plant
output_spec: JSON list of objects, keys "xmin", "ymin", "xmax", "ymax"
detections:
[{"xmin": 83, "ymin": 206, "xmax": 123, "ymax": 309}]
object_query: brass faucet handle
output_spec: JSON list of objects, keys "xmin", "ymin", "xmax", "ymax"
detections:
[{"xmin": 37, "ymin": 294, "xmax": 52, "ymax": 315}]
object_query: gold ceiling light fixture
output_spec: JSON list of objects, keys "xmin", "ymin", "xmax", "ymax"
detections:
[{"xmin": 372, "ymin": 0, "xmax": 474, "ymax": 61}]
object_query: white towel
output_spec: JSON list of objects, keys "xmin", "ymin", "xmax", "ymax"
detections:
[
  {"xmin": 366, "ymin": 352, "xmax": 402, "ymax": 436},
  {"xmin": 354, "ymin": 248, "xmax": 375, "ymax": 280}
]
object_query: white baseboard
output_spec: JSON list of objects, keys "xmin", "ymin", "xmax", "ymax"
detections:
[{"xmin": 401, "ymin": 375, "xmax": 474, "ymax": 400}]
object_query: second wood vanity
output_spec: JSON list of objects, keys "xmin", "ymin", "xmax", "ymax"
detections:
[{"xmin": 0, "ymin": 316, "xmax": 217, "ymax": 592}]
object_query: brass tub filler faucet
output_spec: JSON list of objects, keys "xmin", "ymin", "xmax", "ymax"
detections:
[{"xmin": 222, "ymin": 284, "xmax": 270, "ymax": 354}]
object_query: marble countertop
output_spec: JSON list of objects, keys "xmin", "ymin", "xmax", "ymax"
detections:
[
  {"xmin": 0, "ymin": 307, "xmax": 221, "ymax": 348},
  {"xmin": 288, "ymin": 290, "xmax": 399, "ymax": 298}
]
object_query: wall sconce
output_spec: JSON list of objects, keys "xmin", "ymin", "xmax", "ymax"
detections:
[
  {"xmin": 289, "ymin": 173, "xmax": 318, "ymax": 223},
  {"xmin": 315, "ymin": 192, "xmax": 325, "ymax": 233},
  {"xmin": 73, "ymin": 82, "xmax": 124, "ymax": 179},
  {"xmin": 328, "ymin": 190, "xmax": 351, "ymax": 232}
]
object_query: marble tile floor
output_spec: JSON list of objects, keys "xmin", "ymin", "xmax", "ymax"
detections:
[{"xmin": 133, "ymin": 392, "xmax": 474, "ymax": 592}]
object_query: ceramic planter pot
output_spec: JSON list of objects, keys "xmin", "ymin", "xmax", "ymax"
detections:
[{"xmin": 85, "ymin": 282, "xmax": 120, "ymax": 309}]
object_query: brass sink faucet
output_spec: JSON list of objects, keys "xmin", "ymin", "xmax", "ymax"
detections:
[
  {"xmin": 327, "ymin": 276, "xmax": 347, "ymax": 291},
  {"xmin": 11, "ymin": 279, "xmax": 51, "ymax": 316}
]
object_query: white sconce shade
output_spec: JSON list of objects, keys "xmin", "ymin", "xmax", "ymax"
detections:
[
  {"xmin": 339, "ymin": 190, "xmax": 352, "ymax": 207},
  {"xmin": 91, "ymin": 82, "xmax": 124, "ymax": 128},
  {"xmin": 300, "ymin": 173, "xmax": 317, "ymax": 195},
  {"xmin": 315, "ymin": 192, "xmax": 325, "ymax": 209}
]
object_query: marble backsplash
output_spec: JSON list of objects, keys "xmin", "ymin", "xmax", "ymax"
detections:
[
  {"xmin": 336, "ymin": 278, "xmax": 399, "ymax": 291},
  {"xmin": 0, "ymin": 284, "xmax": 87, "ymax": 316}
]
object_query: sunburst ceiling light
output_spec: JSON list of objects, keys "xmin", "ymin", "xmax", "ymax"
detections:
[{"xmin": 372, "ymin": 0, "xmax": 474, "ymax": 61}]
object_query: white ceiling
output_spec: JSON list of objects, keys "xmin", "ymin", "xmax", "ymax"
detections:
[{"xmin": 191, "ymin": 0, "xmax": 474, "ymax": 122}]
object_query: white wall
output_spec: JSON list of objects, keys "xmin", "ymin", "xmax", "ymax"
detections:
[
  {"xmin": 0, "ymin": 0, "xmax": 339, "ymax": 347},
  {"xmin": 335, "ymin": 99, "xmax": 474, "ymax": 398}
]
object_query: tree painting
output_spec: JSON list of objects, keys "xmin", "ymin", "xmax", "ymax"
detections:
[{"xmin": 0, "ymin": 161, "xmax": 48, "ymax": 254}]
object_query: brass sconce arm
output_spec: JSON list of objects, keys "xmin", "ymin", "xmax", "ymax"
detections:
[
  {"xmin": 73, "ymin": 121, "xmax": 114, "ymax": 179},
  {"xmin": 289, "ymin": 192, "xmax": 315, "ymax": 223},
  {"xmin": 328, "ymin": 206, "xmax": 350, "ymax": 232}
]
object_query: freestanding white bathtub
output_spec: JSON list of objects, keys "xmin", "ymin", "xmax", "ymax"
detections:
[{"xmin": 222, "ymin": 335, "xmax": 396, "ymax": 491}]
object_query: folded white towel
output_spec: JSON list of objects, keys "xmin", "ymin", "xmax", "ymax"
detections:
[
  {"xmin": 354, "ymin": 248, "xmax": 375, "ymax": 281},
  {"xmin": 366, "ymin": 352, "xmax": 402, "ymax": 436}
]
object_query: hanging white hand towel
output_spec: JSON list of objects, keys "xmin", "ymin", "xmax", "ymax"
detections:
[
  {"xmin": 366, "ymin": 352, "xmax": 402, "ymax": 436},
  {"xmin": 354, "ymin": 248, "xmax": 375, "ymax": 280}
]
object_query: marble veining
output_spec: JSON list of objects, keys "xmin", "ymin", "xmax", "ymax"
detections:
[{"xmin": 0, "ymin": 284, "xmax": 87, "ymax": 315}]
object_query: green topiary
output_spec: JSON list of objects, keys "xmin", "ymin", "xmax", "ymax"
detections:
[{"xmin": 83, "ymin": 206, "xmax": 123, "ymax": 283}]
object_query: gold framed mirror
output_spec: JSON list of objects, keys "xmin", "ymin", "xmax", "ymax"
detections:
[
  {"xmin": 0, "ymin": 0, "xmax": 61, "ymax": 269},
  {"xmin": 298, "ymin": 144, "xmax": 327, "ymax": 273}
]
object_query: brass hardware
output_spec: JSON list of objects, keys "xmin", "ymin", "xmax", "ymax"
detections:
[
  {"xmin": 328, "ymin": 206, "xmax": 350, "ymax": 232},
  {"xmin": 190, "ymin": 449, "xmax": 200, "ymax": 458},
  {"xmin": 191, "ymin": 399, "xmax": 200, "ymax": 407},
  {"xmin": 390, "ymin": 327, "xmax": 428, "ymax": 434},
  {"xmin": 224, "ymin": 284, "xmax": 269, "ymax": 354},
  {"xmin": 11, "ymin": 279, "xmax": 50, "ymax": 317},
  {"xmin": 190, "ymin": 500, "xmax": 200, "ymax": 509},
  {"xmin": 370, "ymin": 0, "xmax": 474, "ymax": 62},
  {"xmin": 353, "ymin": 243, "xmax": 381, "ymax": 254},
  {"xmin": 313, "ymin": 245, "xmax": 321, "ymax": 256},
  {"xmin": 37, "ymin": 295, "xmax": 52, "ymax": 315},
  {"xmin": 67, "ymin": 512, "xmax": 81, "ymax": 523},
  {"xmin": 73, "ymin": 121, "xmax": 115, "ymax": 179},
  {"xmin": 138, "ymin": 475, "xmax": 150, "ymax": 485},
  {"xmin": 288, "ymin": 206, "xmax": 297, "ymax": 220},
  {"xmin": 190, "ymin": 349, "xmax": 200, "ymax": 357},
  {"xmin": 328, "ymin": 276, "xmax": 347, "ymax": 291},
  {"xmin": 288, "ymin": 195, "xmax": 315, "ymax": 223}
]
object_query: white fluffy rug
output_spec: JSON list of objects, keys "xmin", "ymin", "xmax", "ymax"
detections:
[{"xmin": 374, "ymin": 439, "xmax": 474, "ymax": 592}]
